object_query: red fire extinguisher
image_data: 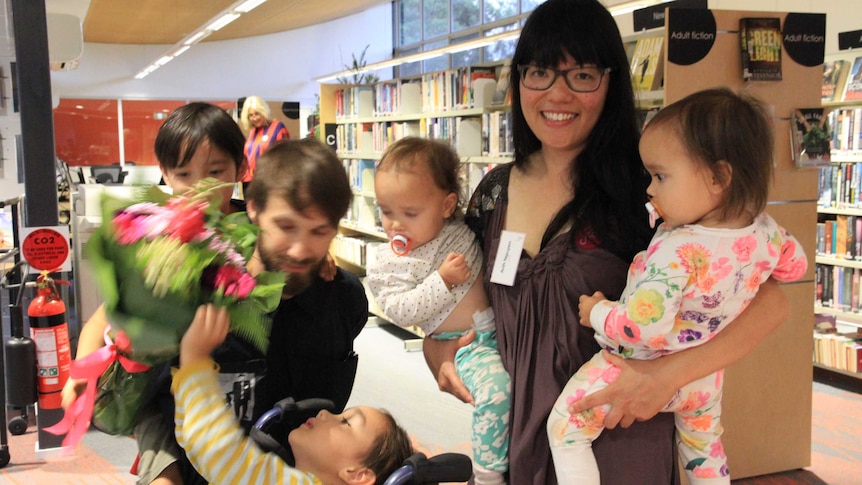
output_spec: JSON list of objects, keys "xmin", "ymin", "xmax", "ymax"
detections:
[{"xmin": 27, "ymin": 272, "xmax": 72, "ymax": 410}]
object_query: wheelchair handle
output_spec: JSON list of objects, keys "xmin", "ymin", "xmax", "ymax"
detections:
[{"xmin": 382, "ymin": 452, "xmax": 473, "ymax": 485}]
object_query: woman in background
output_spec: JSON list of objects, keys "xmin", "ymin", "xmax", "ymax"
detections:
[{"xmin": 240, "ymin": 95, "xmax": 289, "ymax": 192}]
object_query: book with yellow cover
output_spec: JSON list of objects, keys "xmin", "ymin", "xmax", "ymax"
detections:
[
  {"xmin": 822, "ymin": 60, "xmax": 850, "ymax": 103},
  {"xmin": 629, "ymin": 36, "xmax": 664, "ymax": 92}
]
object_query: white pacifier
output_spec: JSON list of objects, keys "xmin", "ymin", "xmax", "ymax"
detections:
[
  {"xmin": 391, "ymin": 235, "xmax": 411, "ymax": 256},
  {"xmin": 645, "ymin": 201, "xmax": 662, "ymax": 229}
]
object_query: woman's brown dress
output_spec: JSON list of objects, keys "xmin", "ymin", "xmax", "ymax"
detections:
[{"xmin": 466, "ymin": 164, "xmax": 678, "ymax": 485}]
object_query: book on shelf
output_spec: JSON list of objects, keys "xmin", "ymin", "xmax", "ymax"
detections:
[
  {"xmin": 856, "ymin": 217, "xmax": 862, "ymax": 259},
  {"xmin": 812, "ymin": 262, "xmax": 862, "ymax": 311},
  {"xmin": 813, "ymin": 330, "xmax": 862, "ymax": 373},
  {"xmin": 842, "ymin": 56, "xmax": 862, "ymax": 102},
  {"xmin": 836, "ymin": 215, "xmax": 848, "ymax": 259},
  {"xmin": 624, "ymin": 39, "xmax": 638, "ymax": 67},
  {"xmin": 827, "ymin": 107, "xmax": 862, "ymax": 152},
  {"xmin": 454, "ymin": 117, "xmax": 483, "ymax": 157},
  {"xmin": 822, "ymin": 59, "xmax": 850, "ymax": 103},
  {"xmin": 739, "ymin": 17, "xmax": 782, "ymax": 81},
  {"xmin": 824, "ymin": 220, "xmax": 835, "ymax": 256},
  {"xmin": 814, "ymin": 313, "xmax": 837, "ymax": 333},
  {"xmin": 468, "ymin": 65, "xmax": 498, "ymax": 108},
  {"xmin": 818, "ymin": 166, "xmax": 833, "ymax": 207},
  {"xmin": 791, "ymin": 108, "xmax": 832, "ymax": 168},
  {"xmin": 816, "ymin": 222, "xmax": 826, "ymax": 256},
  {"xmin": 491, "ymin": 63, "xmax": 512, "ymax": 106},
  {"xmin": 629, "ymin": 36, "xmax": 664, "ymax": 92}
]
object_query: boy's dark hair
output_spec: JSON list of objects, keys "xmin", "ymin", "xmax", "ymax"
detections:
[
  {"xmin": 154, "ymin": 102, "xmax": 246, "ymax": 171},
  {"xmin": 363, "ymin": 410, "xmax": 413, "ymax": 485},
  {"xmin": 377, "ymin": 137, "xmax": 463, "ymax": 215},
  {"xmin": 245, "ymin": 138, "xmax": 350, "ymax": 227},
  {"xmin": 509, "ymin": 0, "xmax": 652, "ymax": 260},
  {"xmin": 646, "ymin": 87, "xmax": 773, "ymax": 220}
]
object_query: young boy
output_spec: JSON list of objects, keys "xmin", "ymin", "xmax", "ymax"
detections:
[{"xmin": 62, "ymin": 102, "xmax": 251, "ymax": 485}]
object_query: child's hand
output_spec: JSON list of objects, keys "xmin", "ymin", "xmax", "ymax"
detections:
[
  {"xmin": 578, "ymin": 291, "xmax": 605, "ymax": 328},
  {"xmin": 318, "ymin": 252, "xmax": 337, "ymax": 282},
  {"xmin": 180, "ymin": 304, "xmax": 229, "ymax": 367},
  {"xmin": 61, "ymin": 378, "xmax": 87, "ymax": 410},
  {"xmin": 438, "ymin": 252, "xmax": 471, "ymax": 290}
]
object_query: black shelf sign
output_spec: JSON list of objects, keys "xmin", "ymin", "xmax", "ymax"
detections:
[
  {"xmin": 632, "ymin": 0, "xmax": 706, "ymax": 32},
  {"xmin": 783, "ymin": 13, "xmax": 826, "ymax": 67},
  {"xmin": 666, "ymin": 8, "xmax": 716, "ymax": 66},
  {"xmin": 839, "ymin": 29, "xmax": 862, "ymax": 51}
]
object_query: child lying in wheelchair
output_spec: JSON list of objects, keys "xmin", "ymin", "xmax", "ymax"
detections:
[{"xmin": 173, "ymin": 304, "xmax": 413, "ymax": 484}]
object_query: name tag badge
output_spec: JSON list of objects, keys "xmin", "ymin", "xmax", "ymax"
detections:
[{"xmin": 490, "ymin": 230, "xmax": 525, "ymax": 286}]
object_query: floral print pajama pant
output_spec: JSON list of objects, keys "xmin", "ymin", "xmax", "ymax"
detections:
[{"xmin": 548, "ymin": 351, "xmax": 729, "ymax": 484}]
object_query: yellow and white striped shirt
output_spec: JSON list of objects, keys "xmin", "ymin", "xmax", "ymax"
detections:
[{"xmin": 172, "ymin": 359, "xmax": 323, "ymax": 485}]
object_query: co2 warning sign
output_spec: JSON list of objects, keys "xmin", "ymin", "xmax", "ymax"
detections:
[{"xmin": 20, "ymin": 226, "xmax": 71, "ymax": 273}]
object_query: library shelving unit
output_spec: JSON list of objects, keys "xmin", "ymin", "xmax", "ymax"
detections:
[
  {"xmin": 318, "ymin": 67, "xmax": 514, "ymax": 343},
  {"xmin": 814, "ymin": 51, "xmax": 862, "ymax": 381}
]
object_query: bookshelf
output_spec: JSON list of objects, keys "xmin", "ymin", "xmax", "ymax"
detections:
[
  {"xmin": 319, "ymin": 67, "xmax": 514, "ymax": 340},
  {"xmin": 814, "ymin": 50, "xmax": 862, "ymax": 378}
]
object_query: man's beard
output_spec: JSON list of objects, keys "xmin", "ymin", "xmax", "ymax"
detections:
[
  {"xmin": 259, "ymin": 244, "xmax": 323, "ymax": 298},
  {"xmin": 281, "ymin": 264, "xmax": 320, "ymax": 297}
]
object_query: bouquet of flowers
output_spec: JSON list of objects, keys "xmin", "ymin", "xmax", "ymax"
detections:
[{"xmin": 48, "ymin": 179, "xmax": 284, "ymax": 445}]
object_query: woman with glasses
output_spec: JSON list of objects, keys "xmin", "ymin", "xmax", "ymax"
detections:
[{"xmin": 422, "ymin": 0, "xmax": 789, "ymax": 483}]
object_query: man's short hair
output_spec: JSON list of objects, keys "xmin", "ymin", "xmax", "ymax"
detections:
[{"xmin": 245, "ymin": 138, "xmax": 350, "ymax": 227}]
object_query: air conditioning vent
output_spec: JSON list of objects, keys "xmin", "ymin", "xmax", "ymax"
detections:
[{"xmin": 47, "ymin": 13, "xmax": 83, "ymax": 71}]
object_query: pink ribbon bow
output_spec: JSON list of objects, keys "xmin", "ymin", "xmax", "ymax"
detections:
[{"xmin": 44, "ymin": 327, "xmax": 150, "ymax": 451}]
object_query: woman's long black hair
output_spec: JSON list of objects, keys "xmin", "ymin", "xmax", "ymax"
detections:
[{"xmin": 509, "ymin": 0, "xmax": 653, "ymax": 261}]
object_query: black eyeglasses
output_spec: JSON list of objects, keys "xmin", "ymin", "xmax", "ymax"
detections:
[{"xmin": 517, "ymin": 65, "xmax": 612, "ymax": 92}]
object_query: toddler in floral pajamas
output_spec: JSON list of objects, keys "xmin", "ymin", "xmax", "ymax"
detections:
[{"xmin": 548, "ymin": 89, "xmax": 808, "ymax": 485}]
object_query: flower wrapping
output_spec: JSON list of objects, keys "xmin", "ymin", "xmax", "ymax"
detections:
[{"xmin": 49, "ymin": 180, "xmax": 284, "ymax": 443}]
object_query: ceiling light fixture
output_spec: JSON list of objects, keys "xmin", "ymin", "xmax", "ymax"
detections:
[
  {"xmin": 314, "ymin": 29, "xmax": 522, "ymax": 83},
  {"xmin": 606, "ymin": 0, "xmax": 666, "ymax": 17},
  {"xmin": 314, "ymin": 0, "xmax": 664, "ymax": 83},
  {"xmin": 133, "ymin": 0, "xmax": 267, "ymax": 80}
]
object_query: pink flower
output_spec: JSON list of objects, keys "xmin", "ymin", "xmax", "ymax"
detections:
[
  {"xmin": 164, "ymin": 198, "xmax": 207, "ymax": 243},
  {"xmin": 629, "ymin": 251, "xmax": 649, "ymax": 276},
  {"xmin": 113, "ymin": 211, "xmax": 149, "ymax": 244},
  {"xmin": 214, "ymin": 265, "xmax": 257, "ymax": 298},
  {"xmin": 732, "ymin": 235, "xmax": 757, "ymax": 263},
  {"xmin": 601, "ymin": 364, "xmax": 621, "ymax": 384},
  {"xmin": 565, "ymin": 389, "xmax": 587, "ymax": 406},
  {"xmin": 709, "ymin": 256, "xmax": 732, "ymax": 281},
  {"xmin": 710, "ymin": 440, "xmax": 726, "ymax": 459}
]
